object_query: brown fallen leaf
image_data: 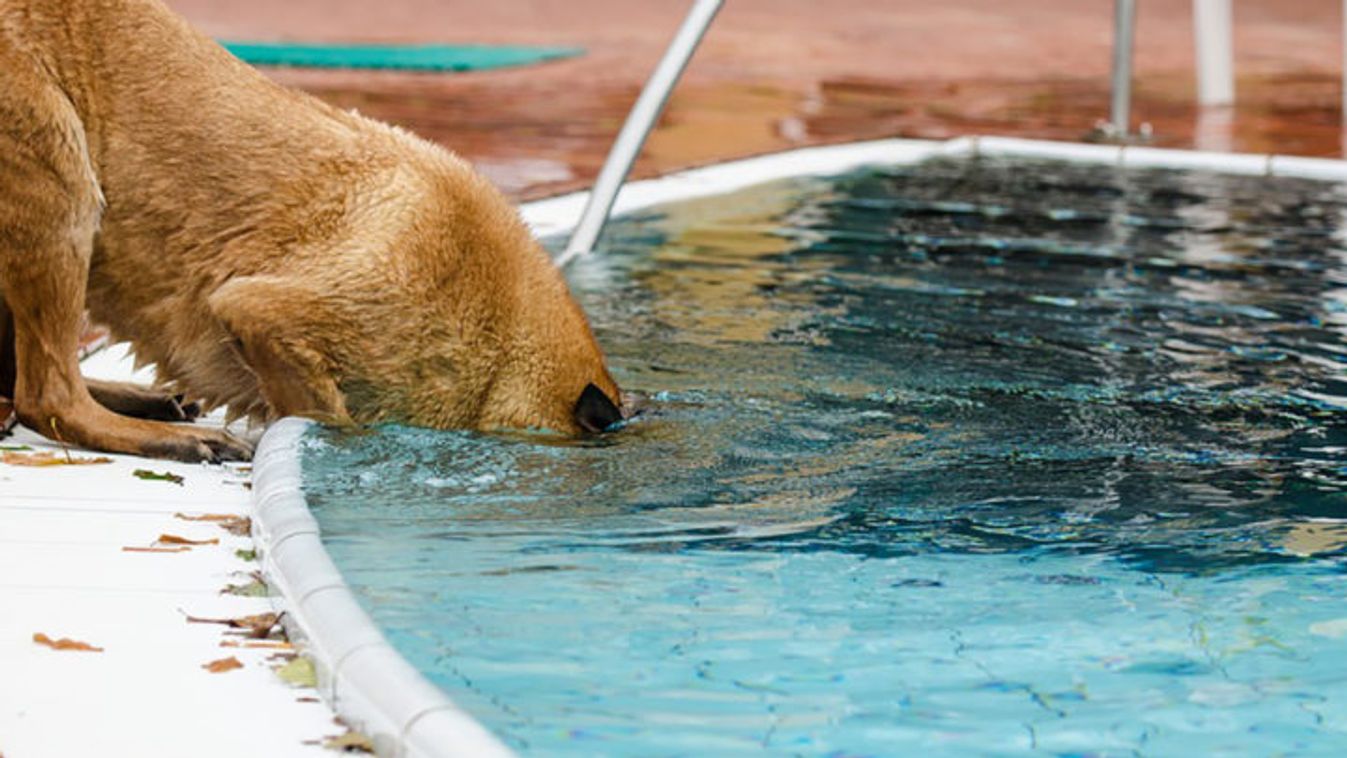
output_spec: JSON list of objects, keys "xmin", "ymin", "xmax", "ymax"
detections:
[
  {"xmin": 33, "ymin": 632, "xmax": 103, "ymax": 652},
  {"xmin": 184, "ymin": 611, "xmax": 279, "ymax": 638},
  {"xmin": 296, "ymin": 696, "xmax": 320, "ymax": 703},
  {"xmin": 323, "ymin": 730, "xmax": 375, "ymax": 753},
  {"xmin": 122, "ymin": 546, "xmax": 191, "ymax": 554},
  {"xmin": 174, "ymin": 512, "xmax": 238, "ymax": 522},
  {"xmin": 203, "ymin": 656, "xmax": 243, "ymax": 673},
  {"xmin": 221, "ymin": 640, "xmax": 293, "ymax": 650},
  {"xmin": 3, "ymin": 451, "xmax": 113, "ymax": 467},
  {"xmin": 157, "ymin": 533, "xmax": 220, "ymax": 546},
  {"xmin": 219, "ymin": 516, "xmax": 251, "ymax": 536}
]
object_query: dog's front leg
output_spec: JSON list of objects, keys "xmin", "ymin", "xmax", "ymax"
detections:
[
  {"xmin": 0, "ymin": 293, "xmax": 14, "ymax": 403},
  {"xmin": 2, "ymin": 242, "xmax": 250, "ymax": 462},
  {"xmin": 0, "ymin": 72, "xmax": 248, "ymax": 462}
]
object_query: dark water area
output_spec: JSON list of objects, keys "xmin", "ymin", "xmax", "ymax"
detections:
[{"xmin": 305, "ymin": 158, "xmax": 1347, "ymax": 755}]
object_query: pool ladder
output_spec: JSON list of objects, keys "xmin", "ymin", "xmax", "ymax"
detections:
[
  {"xmin": 558, "ymin": 0, "xmax": 722, "ymax": 268},
  {"xmin": 563, "ymin": 0, "xmax": 1330, "ymax": 263}
]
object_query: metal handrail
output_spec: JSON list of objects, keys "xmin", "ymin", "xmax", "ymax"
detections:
[
  {"xmin": 557, "ymin": 0, "xmax": 723, "ymax": 268},
  {"xmin": 1109, "ymin": 0, "xmax": 1136, "ymax": 137}
]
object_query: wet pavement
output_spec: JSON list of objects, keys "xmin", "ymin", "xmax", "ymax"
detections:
[{"xmin": 167, "ymin": 0, "xmax": 1345, "ymax": 198}]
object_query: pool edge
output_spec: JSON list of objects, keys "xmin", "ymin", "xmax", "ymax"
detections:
[
  {"xmin": 251, "ymin": 418, "xmax": 514, "ymax": 758},
  {"xmin": 522, "ymin": 135, "xmax": 1347, "ymax": 240}
]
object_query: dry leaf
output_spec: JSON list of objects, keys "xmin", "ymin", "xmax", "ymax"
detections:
[
  {"xmin": 296, "ymin": 696, "xmax": 320, "ymax": 703},
  {"xmin": 221, "ymin": 640, "xmax": 293, "ymax": 650},
  {"xmin": 157, "ymin": 533, "xmax": 219, "ymax": 546},
  {"xmin": 323, "ymin": 730, "xmax": 374, "ymax": 753},
  {"xmin": 174, "ymin": 512, "xmax": 238, "ymax": 522},
  {"xmin": 219, "ymin": 516, "xmax": 252, "ymax": 536},
  {"xmin": 175, "ymin": 512, "xmax": 252, "ymax": 536},
  {"xmin": 122, "ymin": 546, "xmax": 190, "ymax": 554},
  {"xmin": 33, "ymin": 632, "xmax": 103, "ymax": 652},
  {"xmin": 203, "ymin": 656, "xmax": 243, "ymax": 673},
  {"xmin": 184, "ymin": 611, "xmax": 279, "ymax": 638},
  {"xmin": 3, "ymin": 451, "xmax": 113, "ymax": 467}
]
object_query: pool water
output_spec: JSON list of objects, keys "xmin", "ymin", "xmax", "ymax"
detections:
[{"xmin": 302, "ymin": 157, "xmax": 1347, "ymax": 756}]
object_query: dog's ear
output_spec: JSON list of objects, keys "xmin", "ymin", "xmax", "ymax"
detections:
[
  {"xmin": 573, "ymin": 383, "xmax": 622, "ymax": 433},
  {"xmin": 207, "ymin": 276, "xmax": 352, "ymax": 424}
]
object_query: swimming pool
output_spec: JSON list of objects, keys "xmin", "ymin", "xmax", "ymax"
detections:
[{"xmin": 301, "ymin": 155, "xmax": 1347, "ymax": 755}]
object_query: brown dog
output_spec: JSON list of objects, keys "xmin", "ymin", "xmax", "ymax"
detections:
[{"xmin": 0, "ymin": 0, "xmax": 623, "ymax": 462}]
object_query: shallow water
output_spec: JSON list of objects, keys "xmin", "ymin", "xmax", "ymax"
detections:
[{"xmin": 303, "ymin": 157, "xmax": 1347, "ymax": 755}]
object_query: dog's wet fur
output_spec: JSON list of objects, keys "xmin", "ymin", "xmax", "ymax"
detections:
[{"xmin": 0, "ymin": 0, "xmax": 622, "ymax": 462}]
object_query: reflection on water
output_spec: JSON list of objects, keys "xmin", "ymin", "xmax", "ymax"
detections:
[
  {"xmin": 564, "ymin": 158, "xmax": 1347, "ymax": 571},
  {"xmin": 306, "ymin": 158, "xmax": 1347, "ymax": 755}
]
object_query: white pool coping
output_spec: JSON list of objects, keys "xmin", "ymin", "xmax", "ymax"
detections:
[
  {"xmin": 521, "ymin": 135, "xmax": 1347, "ymax": 239},
  {"xmin": 250, "ymin": 418, "xmax": 512, "ymax": 758},
  {"xmin": 7, "ymin": 135, "xmax": 1345, "ymax": 758}
]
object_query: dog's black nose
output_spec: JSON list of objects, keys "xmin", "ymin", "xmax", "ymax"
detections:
[{"xmin": 574, "ymin": 383, "xmax": 623, "ymax": 433}]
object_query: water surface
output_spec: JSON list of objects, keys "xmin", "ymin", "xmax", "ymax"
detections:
[{"xmin": 305, "ymin": 157, "xmax": 1347, "ymax": 755}]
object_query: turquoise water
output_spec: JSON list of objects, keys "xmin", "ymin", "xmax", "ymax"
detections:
[{"xmin": 302, "ymin": 158, "xmax": 1347, "ymax": 756}]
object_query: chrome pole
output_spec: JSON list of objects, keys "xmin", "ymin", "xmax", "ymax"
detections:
[
  {"xmin": 558, "ymin": 0, "xmax": 723, "ymax": 268},
  {"xmin": 1110, "ymin": 0, "xmax": 1137, "ymax": 137},
  {"xmin": 1193, "ymin": 0, "xmax": 1234, "ymax": 107}
]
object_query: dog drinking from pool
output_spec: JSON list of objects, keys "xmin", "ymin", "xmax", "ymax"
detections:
[{"xmin": 0, "ymin": 0, "xmax": 625, "ymax": 462}]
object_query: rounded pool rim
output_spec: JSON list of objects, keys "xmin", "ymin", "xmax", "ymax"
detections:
[
  {"xmin": 251, "ymin": 418, "xmax": 514, "ymax": 758},
  {"xmin": 249, "ymin": 136, "xmax": 1347, "ymax": 758}
]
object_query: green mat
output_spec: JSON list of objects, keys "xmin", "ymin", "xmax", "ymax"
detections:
[{"xmin": 221, "ymin": 41, "xmax": 583, "ymax": 72}]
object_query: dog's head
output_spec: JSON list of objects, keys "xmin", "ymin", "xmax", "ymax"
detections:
[{"xmin": 208, "ymin": 151, "xmax": 624, "ymax": 436}]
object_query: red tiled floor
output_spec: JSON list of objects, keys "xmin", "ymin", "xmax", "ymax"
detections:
[{"xmin": 165, "ymin": 0, "xmax": 1345, "ymax": 198}]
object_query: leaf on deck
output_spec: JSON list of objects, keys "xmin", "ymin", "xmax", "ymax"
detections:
[
  {"xmin": 222, "ymin": 578, "xmax": 269, "ymax": 597},
  {"xmin": 274, "ymin": 656, "xmax": 318, "ymax": 688},
  {"xmin": 133, "ymin": 468, "xmax": 185, "ymax": 485},
  {"xmin": 203, "ymin": 656, "xmax": 243, "ymax": 673},
  {"xmin": 175, "ymin": 512, "xmax": 251, "ymax": 536},
  {"xmin": 221, "ymin": 640, "xmax": 293, "ymax": 650},
  {"xmin": 322, "ymin": 730, "xmax": 375, "ymax": 753},
  {"xmin": 183, "ymin": 611, "xmax": 280, "ymax": 638},
  {"xmin": 33, "ymin": 632, "xmax": 104, "ymax": 652},
  {"xmin": 157, "ymin": 533, "xmax": 220, "ymax": 546},
  {"xmin": 2, "ymin": 451, "xmax": 113, "ymax": 466},
  {"xmin": 122, "ymin": 546, "xmax": 191, "ymax": 553}
]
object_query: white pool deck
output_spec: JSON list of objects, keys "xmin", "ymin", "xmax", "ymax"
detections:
[
  {"xmin": 3, "ymin": 136, "xmax": 1347, "ymax": 758},
  {"xmin": 0, "ymin": 344, "xmax": 337, "ymax": 758}
]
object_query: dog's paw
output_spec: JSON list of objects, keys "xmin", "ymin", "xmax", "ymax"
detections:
[
  {"xmin": 201, "ymin": 432, "xmax": 253, "ymax": 462},
  {"xmin": 145, "ymin": 430, "xmax": 253, "ymax": 463}
]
